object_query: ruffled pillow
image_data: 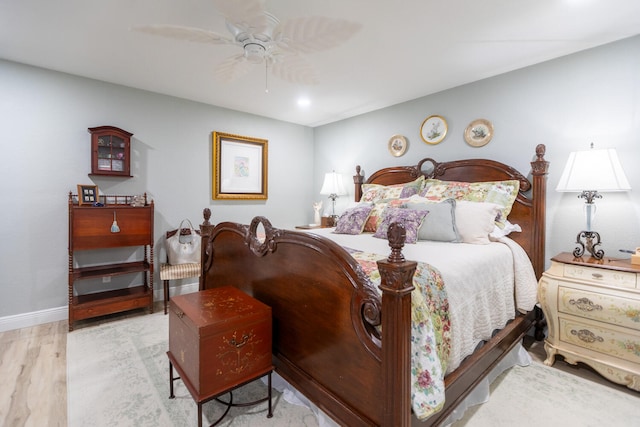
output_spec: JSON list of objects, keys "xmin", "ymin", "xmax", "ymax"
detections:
[
  {"xmin": 360, "ymin": 185, "xmax": 397, "ymax": 203},
  {"xmin": 360, "ymin": 176, "xmax": 425, "ymax": 203},
  {"xmin": 420, "ymin": 179, "xmax": 519, "ymax": 228},
  {"xmin": 455, "ymin": 201, "xmax": 502, "ymax": 244},
  {"xmin": 373, "ymin": 207, "xmax": 429, "ymax": 244},
  {"xmin": 334, "ymin": 204, "xmax": 374, "ymax": 235}
]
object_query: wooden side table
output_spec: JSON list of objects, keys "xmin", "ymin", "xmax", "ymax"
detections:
[
  {"xmin": 295, "ymin": 224, "xmax": 325, "ymax": 230},
  {"xmin": 538, "ymin": 252, "xmax": 640, "ymax": 390},
  {"xmin": 167, "ymin": 286, "xmax": 274, "ymax": 426}
]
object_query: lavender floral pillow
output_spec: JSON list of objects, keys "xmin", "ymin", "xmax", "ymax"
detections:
[
  {"xmin": 373, "ymin": 207, "xmax": 429, "ymax": 243},
  {"xmin": 334, "ymin": 204, "xmax": 374, "ymax": 235}
]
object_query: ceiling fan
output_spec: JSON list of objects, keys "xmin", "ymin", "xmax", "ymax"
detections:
[{"xmin": 133, "ymin": 0, "xmax": 361, "ymax": 87}]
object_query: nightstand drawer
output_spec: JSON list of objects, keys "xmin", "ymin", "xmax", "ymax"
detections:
[
  {"xmin": 563, "ymin": 263, "xmax": 637, "ymax": 289},
  {"xmin": 559, "ymin": 317, "xmax": 640, "ymax": 364},
  {"xmin": 558, "ymin": 286, "xmax": 640, "ymax": 329}
]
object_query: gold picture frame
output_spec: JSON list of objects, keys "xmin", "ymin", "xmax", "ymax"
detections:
[
  {"xmin": 212, "ymin": 132, "xmax": 268, "ymax": 200},
  {"xmin": 77, "ymin": 184, "xmax": 98, "ymax": 205},
  {"xmin": 388, "ymin": 134, "xmax": 408, "ymax": 157},
  {"xmin": 464, "ymin": 119, "xmax": 494, "ymax": 147},
  {"xmin": 420, "ymin": 115, "xmax": 448, "ymax": 145}
]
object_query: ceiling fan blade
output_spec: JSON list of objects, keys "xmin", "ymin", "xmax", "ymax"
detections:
[
  {"xmin": 214, "ymin": 54, "xmax": 254, "ymax": 82},
  {"xmin": 212, "ymin": 0, "xmax": 270, "ymax": 33},
  {"xmin": 274, "ymin": 17, "xmax": 361, "ymax": 54},
  {"xmin": 270, "ymin": 54, "xmax": 318, "ymax": 85},
  {"xmin": 133, "ymin": 24, "xmax": 234, "ymax": 45}
]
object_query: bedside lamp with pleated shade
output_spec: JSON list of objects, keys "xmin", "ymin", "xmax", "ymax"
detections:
[
  {"xmin": 320, "ymin": 171, "xmax": 347, "ymax": 222},
  {"xmin": 556, "ymin": 144, "xmax": 630, "ymax": 259}
]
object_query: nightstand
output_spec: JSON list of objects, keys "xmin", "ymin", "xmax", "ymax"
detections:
[
  {"xmin": 295, "ymin": 217, "xmax": 336, "ymax": 229},
  {"xmin": 538, "ymin": 252, "xmax": 640, "ymax": 391},
  {"xmin": 167, "ymin": 287, "xmax": 274, "ymax": 426}
]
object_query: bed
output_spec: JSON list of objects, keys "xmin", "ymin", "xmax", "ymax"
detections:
[{"xmin": 199, "ymin": 144, "xmax": 549, "ymax": 426}]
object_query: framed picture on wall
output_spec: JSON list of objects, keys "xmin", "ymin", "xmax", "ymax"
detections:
[
  {"xmin": 420, "ymin": 115, "xmax": 448, "ymax": 145},
  {"xmin": 388, "ymin": 134, "xmax": 408, "ymax": 157},
  {"xmin": 212, "ymin": 132, "xmax": 268, "ymax": 200},
  {"xmin": 464, "ymin": 118, "xmax": 494, "ymax": 147},
  {"xmin": 77, "ymin": 184, "xmax": 98, "ymax": 205}
]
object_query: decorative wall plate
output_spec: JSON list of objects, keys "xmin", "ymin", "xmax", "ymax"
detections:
[
  {"xmin": 464, "ymin": 119, "xmax": 494, "ymax": 147},
  {"xmin": 420, "ymin": 115, "xmax": 448, "ymax": 145},
  {"xmin": 388, "ymin": 134, "xmax": 408, "ymax": 157}
]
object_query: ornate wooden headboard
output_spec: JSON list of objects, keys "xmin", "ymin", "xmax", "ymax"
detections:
[{"xmin": 352, "ymin": 144, "xmax": 549, "ymax": 278}]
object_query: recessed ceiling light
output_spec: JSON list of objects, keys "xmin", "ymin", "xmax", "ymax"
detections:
[{"xmin": 297, "ymin": 97, "xmax": 311, "ymax": 107}]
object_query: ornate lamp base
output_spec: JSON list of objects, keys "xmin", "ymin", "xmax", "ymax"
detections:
[{"xmin": 573, "ymin": 230, "xmax": 604, "ymax": 260}]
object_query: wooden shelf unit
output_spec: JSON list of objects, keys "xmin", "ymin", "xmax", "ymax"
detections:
[{"xmin": 68, "ymin": 193, "xmax": 154, "ymax": 331}]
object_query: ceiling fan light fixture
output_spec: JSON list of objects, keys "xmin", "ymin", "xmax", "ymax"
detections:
[
  {"xmin": 136, "ymin": 5, "xmax": 359, "ymax": 87},
  {"xmin": 244, "ymin": 42, "xmax": 266, "ymax": 63}
]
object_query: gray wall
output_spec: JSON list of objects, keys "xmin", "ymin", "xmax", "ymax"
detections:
[
  {"xmin": 1, "ymin": 34, "xmax": 639, "ymax": 328},
  {"xmin": 0, "ymin": 60, "xmax": 314, "ymax": 322},
  {"xmin": 314, "ymin": 35, "xmax": 640, "ymax": 268}
]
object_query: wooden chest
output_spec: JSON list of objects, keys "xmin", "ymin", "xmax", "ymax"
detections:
[{"xmin": 168, "ymin": 286, "xmax": 272, "ymax": 399}]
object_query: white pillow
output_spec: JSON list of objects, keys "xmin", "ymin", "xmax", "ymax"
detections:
[{"xmin": 455, "ymin": 201, "xmax": 502, "ymax": 244}]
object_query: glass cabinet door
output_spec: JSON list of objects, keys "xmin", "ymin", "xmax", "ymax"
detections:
[{"xmin": 90, "ymin": 126, "xmax": 132, "ymax": 177}]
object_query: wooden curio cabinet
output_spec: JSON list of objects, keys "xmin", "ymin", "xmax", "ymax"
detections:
[{"xmin": 89, "ymin": 126, "xmax": 133, "ymax": 177}]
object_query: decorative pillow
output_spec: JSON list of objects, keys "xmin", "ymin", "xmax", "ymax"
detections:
[
  {"xmin": 360, "ymin": 184, "xmax": 397, "ymax": 203},
  {"xmin": 455, "ymin": 201, "xmax": 502, "ymax": 244},
  {"xmin": 399, "ymin": 176, "xmax": 425, "ymax": 198},
  {"xmin": 363, "ymin": 201, "xmax": 388, "ymax": 232},
  {"xmin": 360, "ymin": 176, "xmax": 425, "ymax": 203},
  {"xmin": 420, "ymin": 179, "xmax": 520, "ymax": 227},
  {"xmin": 334, "ymin": 204, "xmax": 374, "ymax": 235},
  {"xmin": 373, "ymin": 207, "xmax": 429, "ymax": 244},
  {"xmin": 403, "ymin": 197, "xmax": 460, "ymax": 242}
]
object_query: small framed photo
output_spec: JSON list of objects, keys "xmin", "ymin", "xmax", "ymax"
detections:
[{"xmin": 77, "ymin": 185, "xmax": 98, "ymax": 205}]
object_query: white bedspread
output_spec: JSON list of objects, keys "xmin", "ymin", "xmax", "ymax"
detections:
[{"xmin": 307, "ymin": 228, "xmax": 538, "ymax": 372}]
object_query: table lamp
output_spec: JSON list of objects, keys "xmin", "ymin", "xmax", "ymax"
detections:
[
  {"xmin": 556, "ymin": 144, "xmax": 630, "ymax": 259},
  {"xmin": 320, "ymin": 171, "xmax": 347, "ymax": 223}
]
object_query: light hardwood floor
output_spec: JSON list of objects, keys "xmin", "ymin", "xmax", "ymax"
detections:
[
  {"xmin": 1, "ymin": 308, "xmax": 636, "ymax": 427},
  {"xmin": 0, "ymin": 306, "xmax": 156, "ymax": 427},
  {"xmin": 1, "ymin": 320, "xmax": 67, "ymax": 427}
]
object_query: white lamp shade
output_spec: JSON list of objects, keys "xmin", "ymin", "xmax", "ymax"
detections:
[
  {"xmin": 320, "ymin": 172, "xmax": 347, "ymax": 196},
  {"xmin": 556, "ymin": 148, "xmax": 630, "ymax": 192}
]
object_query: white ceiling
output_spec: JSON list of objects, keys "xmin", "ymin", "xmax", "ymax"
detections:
[{"xmin": 1, "ymin": 0, "xmax": 639, "ymax": 127}]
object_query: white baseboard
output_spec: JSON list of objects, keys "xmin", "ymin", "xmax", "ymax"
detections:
[
  {"xmin": 164, "ymin": 282, "xmax": 200, "ymax": 299},
  {"xmin": 0, "ymin": 306, "xmax": 67, "ymax": 333},
  {"xmin": 0, "ymin": 283, "xmax": 201, "ymax": 333}
]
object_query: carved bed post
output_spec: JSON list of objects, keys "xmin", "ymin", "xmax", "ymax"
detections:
[
  {"xmin": 377, "ymin": 223, "xmax": 416, "ymax": 427},
  {"xmin": 353, "ymin": 165, "xmax": 364, "ymax": 202},
  {"xmin": 531, "ymin": 144, "xmax": 549, "ymax": 280},
  {"xmin": 199, "ymin": 208, "xmax": 214, "ymax": 290},
  {"xmin": 199, "ymin": 207, "xmax": 213, "ymax": 237}
]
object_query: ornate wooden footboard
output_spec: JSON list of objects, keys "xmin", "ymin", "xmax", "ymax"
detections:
[{"xmin": 200, "ymin": 145, "xmax": 549, "ymax": 427}]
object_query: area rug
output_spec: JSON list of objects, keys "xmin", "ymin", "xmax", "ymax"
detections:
[
  {"xmin": 67, "ymin": 311, "xmax": 319, "ymax": 427},
  {"xmin": 451, "ymin": 358, "xmax": 639, "ymax": 427},
  {"xmin": 68, "ymin": 311, "xmax": 640, "ymax": 427}
]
